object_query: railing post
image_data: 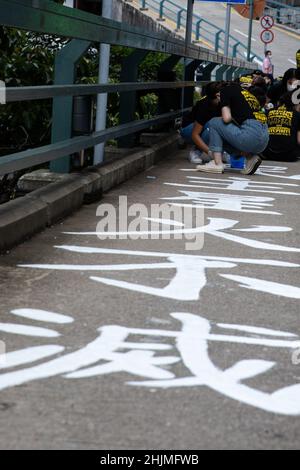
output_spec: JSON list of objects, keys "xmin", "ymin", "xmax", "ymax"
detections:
[
  {"xmin": 140, "ymin": 0, "xmax": 148, "ymax": 11},
  {"xmin": 157, "ymin": 0, "xmax": 166, "ymax": 22},
  {"xmin": 195, "ymin": 19, "xmax": 203, "ymax": 42},
  {"xmin": 215, "ymin": 64, "xmax": 231, "ymax": 81},
  {"xmin": 232, "ymin": 42, "xmax": 240, "ymax": 58},
  {"xmin": 183, "ymin": 59, "xmax": 201, "ymax": 109},
  {"xmin": 157, "ymin": 55, "xmax": 182, "ymax": 121},
  {"xmin": 50, "ymin": 39, "xmax": 91, "ymax": 174},
  {"xmin": 119, "ymin": 49, "xmax": 149, "ymax": 148},
  {"xmin": 176, "ymin": 8, "xmax": 185, "ymax": 32},
  {"xmin": 215, "ymin": 30, "xmax": 223, "ymax": 53},
  {"xmin": 226, "ymin": 66, "xmax": 237, "ymax": 80},
  {"xmin": 201, "ymin": 62, "xmax": 218, "ymax": 81}
]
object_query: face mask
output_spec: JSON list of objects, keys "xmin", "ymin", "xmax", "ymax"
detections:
[{"xmin": 287, "ymin": 82, "xmax": 298, "ymax": 92}]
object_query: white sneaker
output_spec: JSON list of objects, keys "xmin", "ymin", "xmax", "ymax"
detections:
[
  {"xmin": 196, "ymin": 161, "xmax": 225, "ymax": 174},
  {"xmin": 222, "ymin": 152, "xmax": 231, "ymax": 164},
  {"xmin": 189, "ymin": 149, "xmax": 204, "ymax": 164}
]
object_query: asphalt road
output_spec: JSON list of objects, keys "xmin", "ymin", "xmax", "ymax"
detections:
[
  {"xmin": 0, "ymin": 149, "xmax": 299, "ymax": 450},
  {"xmin": 136, "ymin": 0, "xmax": 300, "ymax": 77}
]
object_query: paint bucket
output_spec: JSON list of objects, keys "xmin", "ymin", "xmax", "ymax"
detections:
[{"xmin": 230, "ymin": 155, "xmax": 245, "ymax": 169}]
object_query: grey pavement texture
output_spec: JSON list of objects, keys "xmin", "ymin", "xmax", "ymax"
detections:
[{"xmin": 0, "ymin": 150, "xmax": 300, "ymax": 450}]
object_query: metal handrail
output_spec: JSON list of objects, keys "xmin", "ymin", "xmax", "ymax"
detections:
[
  {"xmin": 0, "ymin": 109, "xmax": 191, "ymax": 176},
  {"xmin": 5, "ymin": 81, "xmax": 202, "ymax": 103},
  {"xmin": 0, "ymin": 0, "xmax": 255, "ymax": 175},
  {"xmin": 133, "ymin": 0, "xmax": 263, "ymax": 62},
  {"xmin": 266, "ymin": 0, "xmax": 300, "ymax": 11}
]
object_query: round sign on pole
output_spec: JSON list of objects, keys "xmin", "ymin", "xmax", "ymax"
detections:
[
  {"xmin": 260, "ymin": 28, "xmax": 274, "ymax": 44},
  {"xmin": 260, "ymin": 15, "xmax": 274, "ymax": 29}
]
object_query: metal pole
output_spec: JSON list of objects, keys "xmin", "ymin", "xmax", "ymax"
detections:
[
  {"xmin": 224, "ymin": 4, "xmax": 231, "ymax": 56},
  {"xmin": 183, "ymin": 0, "xmax": 194, "ymax": 111},
  {"xmin": 185, "ymin": 0, "xmax": 194, "ymax": 47},
  {"xmin": 94, "ymin": 0, "xmax": 113, "ymax": 165},
  {"xmin": 247, "ymin": 0, "xmax": 254, "ymax": 62}
]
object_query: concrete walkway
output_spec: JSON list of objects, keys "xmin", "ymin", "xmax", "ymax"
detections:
[{"xmin": 0, "ymin": 150, "xmax": 300, "ymax": 449}]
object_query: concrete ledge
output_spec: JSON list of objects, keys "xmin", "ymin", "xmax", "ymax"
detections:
[
  {"xmin": 0, "ymin": 197, "xmax": 48, "ymax": 253},
  {"xmin": 27, "ymin": 175, "xmax": 85, "ymax": 225},
  {"xmin": 0, "ymin": 133, "xmax": 179, "ymax": 253}
]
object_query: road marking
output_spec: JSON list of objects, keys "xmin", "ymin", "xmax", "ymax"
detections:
[
  {"xmin": 235, "ymin": 29, "xmax": 256, "ymax": 41},
  {"xmin": 288, "ymin": 58, "xmax": 296, "ymax": 65}
]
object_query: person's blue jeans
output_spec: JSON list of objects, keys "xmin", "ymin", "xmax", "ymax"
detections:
[
  {"xmin": 180, "ymin": 123, "xmax": 210, "ymax": 146},
  {"xmin": 208, "ymin": 117, "xmax": 269, "ymax": 155}
]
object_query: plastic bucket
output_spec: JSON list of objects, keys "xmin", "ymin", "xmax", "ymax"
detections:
[{"xmin": 230, "ymin": 155, "xmax": 245, "ymax": 169}]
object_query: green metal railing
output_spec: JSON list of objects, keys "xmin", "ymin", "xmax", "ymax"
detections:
[
  {"xmin": 0, "ymin": 0, "xmax": 255, "ymax": 174},
  {"xmin": 265, "ymin": 0, "xmax": 300, "ymax": 29},
  {"xmin": 129, "ymin": 0, "xmax": 263, "ymax": 63}
]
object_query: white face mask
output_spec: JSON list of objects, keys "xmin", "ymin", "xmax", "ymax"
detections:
[{"xmin": 287, "ymin": 82, "xmax": 299, "ymax": 92}]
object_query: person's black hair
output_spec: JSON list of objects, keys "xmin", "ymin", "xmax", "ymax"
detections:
[
  {"xmin": 278, "ymin": 91, "xmax": 296, "ymax": 111},
  {"xmin": 204, "ymin": 81, "xmax": 223, "ymax": 100},
  {"xmin": 252, "ymin": 76, "xmax": 268, "ymax": 92},
  {"xmin": 248, "ymin": 85, "xmax": 267, "ymax": 107},
  {"xmin": 253, "ymin": 69, "xmax": 263, "ymax": 76},
  {"xmin": 265, "ymin": 50, "xmax": 271, "ymax": 56},
  {"xmin": 282, "ymin": 68, "xmax": 299, "ymax": 90}
]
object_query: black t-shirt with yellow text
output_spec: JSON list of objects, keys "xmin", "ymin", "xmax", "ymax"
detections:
[
  {"xmin": 220, "ymin": 83, "xmax": 267, "ymax": 126},
  {"xmin": 267, "ymin": 105, "xmax": 300, "ymax": 152}
]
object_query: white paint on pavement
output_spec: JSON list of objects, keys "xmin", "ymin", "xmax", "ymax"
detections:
[
  {"xmin": 10, "ymin": 309, "xmax": 73, "ymax": 324},
  {"xmin": 1, "ymin": 310, "xmax": 300, "ymax": 415},
  {"xmin": 221, "ymin": 275, "xmax": 300, "ymax": 299}
]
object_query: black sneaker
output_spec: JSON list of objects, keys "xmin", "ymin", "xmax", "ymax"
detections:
[{"xmin": 241, "ymin": 155, "xmax": 262, "ymax": 175}]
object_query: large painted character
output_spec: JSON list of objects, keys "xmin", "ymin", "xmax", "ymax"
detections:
[
  {"xmin": 19, "ymin": 218, "xmax": 300, "ymax": 301},
  {"xmin": 1, "ymin": 310, "xmax": 300, "ymax": 416}
]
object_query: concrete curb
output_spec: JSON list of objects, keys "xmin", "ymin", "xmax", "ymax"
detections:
[{"xmin": 0, "ymin": 133, "xmax": 180, "ymax": 253}]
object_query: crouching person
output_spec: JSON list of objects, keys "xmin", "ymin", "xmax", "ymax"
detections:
[
  {"xmin": 197, "ymin": 82, "xmax": 269, "ymax": 174},
  {"xmin": 180, "ymin": 82, "xmax": 223, "ymax": 163},
  {"xmin": 262, "ymin": 91, "xmax": 300, "ymax": 162}
]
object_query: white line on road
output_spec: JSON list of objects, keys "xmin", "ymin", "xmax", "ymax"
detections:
[
  {"xmin": 288, "ymin": 59, "xmax": 296, "ymax": 65},
  {"xmin": 235, "ymin": 29, "xmax": 256, "ymax": 42}
]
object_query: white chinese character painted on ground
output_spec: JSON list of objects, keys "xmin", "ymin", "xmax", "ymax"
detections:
[
  {"xmin": 62, "ymin": 216, "xmax": 299, "ymax": 253},
  {"xmin": 19, "ymin": 245, "xmax": 300, "ymax": 302},
  {"xmin": 180, "ymin": 165, "xmax": 300, "ymax": 181},
  {"xmin": 18, "ymin": 218, "xmax": 300, "ymax": 301},
  {"xmin": 164, "ymin": 176, "xmax": 300, "ymax": 196},
  {"xmin": 256, "ymin": 165, "xmax": 300, "ymax": 180},
  {"xmin": 161, "ymin": 191, "xmax": 280, "ymax": 215},
  {"xmin": 1, "ymin": 309, "xmax": 300, "ymax": 416}
]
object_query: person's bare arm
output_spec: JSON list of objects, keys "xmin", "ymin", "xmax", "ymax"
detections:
[
  {"xmin": 222, "ymin": 106, "xmax": 232, "ymax": 124},
  {"xmin": 297, "ymin": 130, "xmax": 300, "ymax": 146},
  {"xmin": 191, "ymin": 122, "xmax": 209, "ymax": 153}
]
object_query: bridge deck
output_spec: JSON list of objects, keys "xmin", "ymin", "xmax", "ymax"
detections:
[{"xmin": 0, "ymin": 150, "xmax": 300, "ymax": 449}]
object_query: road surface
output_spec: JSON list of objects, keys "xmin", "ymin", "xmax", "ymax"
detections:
[{"xmin": 0, "ymin": 148, "xmax": 300, "ymax": 449}]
